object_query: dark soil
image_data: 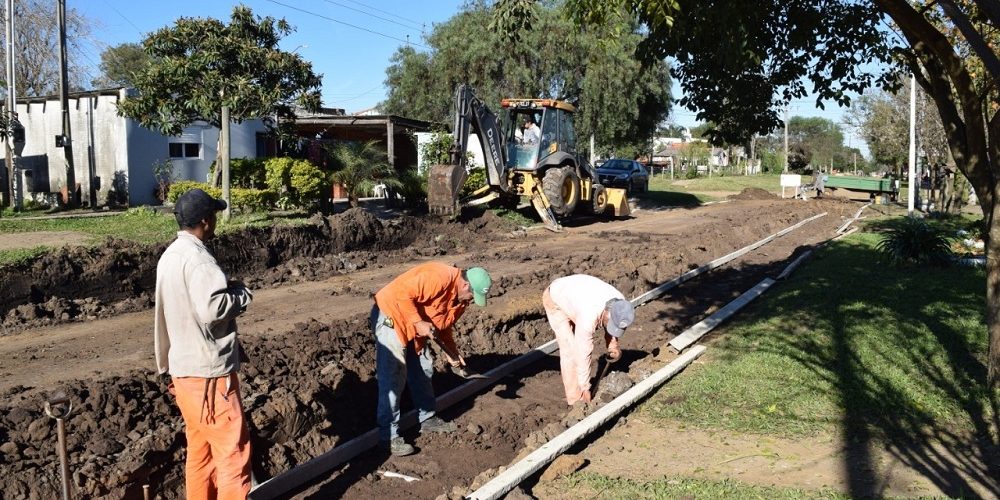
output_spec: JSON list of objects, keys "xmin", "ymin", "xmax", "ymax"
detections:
[
  {"xmin": 0, "ymin": 208, "xmax": 523, "ymax": 333},
  {"xmin": 0, "ymin": 199, "xmax": 856, "ymax": 499}
]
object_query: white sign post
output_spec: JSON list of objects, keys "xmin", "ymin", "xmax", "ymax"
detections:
[{"xmin": 780, "ymin": 174, "xmax": 801, "ymax": 199}]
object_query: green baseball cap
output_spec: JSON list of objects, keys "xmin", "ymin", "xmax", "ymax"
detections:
[{"xmin": 465, "ymin": 267, "xmax": 492, "ymax": 306}]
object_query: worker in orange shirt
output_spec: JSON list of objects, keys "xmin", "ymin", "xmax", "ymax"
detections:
[{"xmin": 371, "ymin": 262, "xmax": 492, "ymax": 456}]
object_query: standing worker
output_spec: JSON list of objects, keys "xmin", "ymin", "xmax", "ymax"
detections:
[
  {"xmin": 542, "ymin": 274, "xmax": 635, "ymax": 405},
  {"xmin": 371, "ymin": 262, "xmax": 492, "ymax": 456},
  {"xmin": 154, "ymin": 189, "xmax": 254, "ymax": 500}
]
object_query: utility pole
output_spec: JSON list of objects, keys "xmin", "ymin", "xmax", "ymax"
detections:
[
  {"xmin": 783, "ymin": 106, "xmax": 789, "ymax": 173},
  {"xmin": 221, "ymin": 103, "xmax": 231, "ymax": 221},
  {"xmin": 5, "ymin": 0, "xmax": 19, "ymax": 210},
  {"xmin": 749, "ymin": 134, "xmax": 756, "ymax": 175},
  {"xmin": 907, "ymin": 74, "xmax": 917, "ymax": 215},
  {"xmin": 58, "ymin": 0, "xmax": 77, "ymax": 207}
]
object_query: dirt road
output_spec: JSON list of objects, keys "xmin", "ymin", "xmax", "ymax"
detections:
[{"xmin": 0, "ymin": 194, "xmax": 857, "ymax": 499}]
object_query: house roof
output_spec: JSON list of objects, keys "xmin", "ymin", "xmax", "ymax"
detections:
[{"xmin": 14, "ymin": 87, "xmax": 127, "ymax": 105}]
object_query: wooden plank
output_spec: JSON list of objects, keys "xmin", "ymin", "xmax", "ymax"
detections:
[
  {"xmin": 466, "ymin": 345, "xmax": 707, "ymax": 500},
  {"xmin": 668, "ymin": 278, "xmax": 775, "ymax": 352}
]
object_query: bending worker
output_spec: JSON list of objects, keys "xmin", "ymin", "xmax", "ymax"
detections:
[
  {"xmin": 371, "ymin": 262, "xmax": 492, "ymax": 456},
  {"xmin": 543, "ymin": 274, "xmax": 635, "ymax": 405},
  {"xmin": 154, "ymin": 189, "xmax": 254, "ymax": 500}
]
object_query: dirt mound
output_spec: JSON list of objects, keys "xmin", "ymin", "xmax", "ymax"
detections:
[
  {"xmin": 0, "ymin": 209, "xmax": 424, "ymax": 333},
  {"xmin": 728, "ymin": 187, "xmax": 776, "ymax": 200}
]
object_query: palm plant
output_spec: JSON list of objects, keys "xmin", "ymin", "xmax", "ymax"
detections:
[
  {"xmin": 876, "ymin": 216, "xmax": 954, "ymax": 267},
  {"xmin": 328, "ymin": 140, "xmax": 402, "ymax": 208}
]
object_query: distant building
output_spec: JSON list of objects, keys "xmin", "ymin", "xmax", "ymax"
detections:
[{"xmin": 6, "ymin": 87, "xmax": 268, "ymax": 207}]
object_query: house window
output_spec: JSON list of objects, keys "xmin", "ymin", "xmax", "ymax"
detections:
[{"xmin": 169, "ymin": 142, "xmax": 201, "ymax": 159}]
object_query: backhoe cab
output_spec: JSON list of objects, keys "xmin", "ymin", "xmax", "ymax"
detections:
[{"xmin": 427, "ymin": 84, "xmax": 628, "ymax": 232}]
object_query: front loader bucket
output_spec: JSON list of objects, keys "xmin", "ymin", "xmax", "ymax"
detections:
[
  {"xmin": 605, "ymin": 187, "xmax": 631, "ymax": 217},
  {"xmin": 428, "ymin": 163, "xmax": 467, "ymax": 216}
]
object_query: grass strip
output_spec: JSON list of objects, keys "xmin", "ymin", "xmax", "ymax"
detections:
[{"xmin": 645, "ymin": 231, "xmax": 990, "ymax": 440}]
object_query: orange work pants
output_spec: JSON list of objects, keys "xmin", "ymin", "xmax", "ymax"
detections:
[{"xmin": 172, "ymin": 372, "xmax": 251, "ymax": 500}]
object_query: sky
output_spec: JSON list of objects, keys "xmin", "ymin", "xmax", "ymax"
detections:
[{"xmin": 76, "ymin": 0, "xmax": 868, "ymax": 156}]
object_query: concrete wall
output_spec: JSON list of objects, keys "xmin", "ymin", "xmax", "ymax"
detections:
[
  {"xmin": 17, "ymin": 92, "xmax": 129, "ymax": 206},
  {"xmin": 17, "ymin": 89, "xmax": 269, "ymax": 207}
]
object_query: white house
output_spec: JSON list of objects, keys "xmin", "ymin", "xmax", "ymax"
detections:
[{"xmin": 9, "ymin": 88, "xmax": 268, "ymax": 207}]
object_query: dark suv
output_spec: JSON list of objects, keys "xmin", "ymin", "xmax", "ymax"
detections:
[{"xmin": 596, "ymin": 159, "xmax": 649, "ymax": 193}]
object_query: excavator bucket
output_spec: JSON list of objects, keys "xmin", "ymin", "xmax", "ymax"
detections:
[
  {"xmin": 427, "ymin": 163, "xmax": 467, "ymax": 216},
  {"xmin": 530, "ymin": 192, "xmax": 563, "ymax": 232},
  {"xmin": 605, "ymin": 188, "xmax": 631, "ymax": 217}
]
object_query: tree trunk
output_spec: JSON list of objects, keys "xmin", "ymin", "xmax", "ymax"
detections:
[
  {"xmin": 349, "ymin": 194, "xmax": 358, "ymax": 208},
  {"xmin": 988, "ymin": 196, "xmax": 1000, "ymax": 389}
]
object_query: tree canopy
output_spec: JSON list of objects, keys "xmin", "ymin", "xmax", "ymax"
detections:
[
  {"xmin": 116, "ymin": 5, "xmax": 322, "ymax": 136},
  {"xmin": 847, "ymin": 79, "xmax": 950, "ymax": 176},
  {"xmin": 556, "ymin": 0, "xmax": 894, "ymax": 146},
  {"xmin": 92, "ymin": 43, "xmax": 153, "ymax": 89},
  {"xmin": 381, "ymin": 0, "xmax": 671, "ymax": 158}
]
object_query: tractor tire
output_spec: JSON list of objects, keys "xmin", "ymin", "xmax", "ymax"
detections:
[
  {"xmin": 588, "ymin": 184, "xmax": 609, "ymax": 215},
  {"xmin": 542, "ymin": 166, "xmax": 580, "ymax": 216}
]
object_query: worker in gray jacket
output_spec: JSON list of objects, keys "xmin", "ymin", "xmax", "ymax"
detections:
[{"xmin": 154, "ymin": 188, "xmax": 254, "ymax": 500}]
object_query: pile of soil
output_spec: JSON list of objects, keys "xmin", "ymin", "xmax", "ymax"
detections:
[
  {"xmin": 728, "ymin": 187, "xmax": 776, "ymax": 200},
  {"xmin": 2, "ymin": 209, "xmax": 432, "ymax": 332}
]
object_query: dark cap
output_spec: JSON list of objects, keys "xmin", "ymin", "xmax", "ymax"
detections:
[{"xmin": 174, "ymin": 188, "xmax": 226, "ymax": 227}]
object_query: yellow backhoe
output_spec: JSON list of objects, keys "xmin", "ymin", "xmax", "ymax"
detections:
[{"xmin": 427, "ymin": 84, "xmax": 629, "ymax": 231}]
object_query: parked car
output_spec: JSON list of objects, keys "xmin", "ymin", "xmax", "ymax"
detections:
[{"xmin": 596, "ymin": 158, "xmax": 649, "ymax": 193}]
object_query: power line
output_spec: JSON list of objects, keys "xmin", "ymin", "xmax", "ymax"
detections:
[
  {"xmin": 101, "ymin": 0, "xmax": 144, "ymax": 37},
  {"xmin": 338, "ymin": 0, "xmax": 425, "ymax": 31},
  {"xmin": 266, "ymin": 0, "xmax": 428, "ymax": 49},
  {"xmin": 322, "ymin": 0, "xmax": 423, "ymax": 33}
]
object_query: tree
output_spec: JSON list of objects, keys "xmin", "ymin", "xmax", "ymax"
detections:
[
  {"xmin": 116, "ymin": 5, "xmax": 322, "ymax": 207},
  {"xmin": 92, "ymin": 42, "xmax": 152, "ymax": 88},
  {"xmin": 787, "ymin": 116, "xmax": 846, "ymax": 172},
  {"xmin": 543, "ymin": 0, "xmax": 1000, "ymax": 391},
  {"xmin": 381, "ymin": 1, "xmax": 671, "ymax": 157},
  {"xmin": 848, "ymin": 79, "xmax": 950, "ymax": 177},
  {"xmin": 0, "ymin": 0, "xmax": 91, "ymax": 97},
  {"xmin": 329, "ymin": 140, "xmax": 401, "ymax": 208}
]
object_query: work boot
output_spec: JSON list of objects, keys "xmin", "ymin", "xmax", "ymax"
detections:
[
  {"xmin": 380, "ymin": 437, "xmax": 415, "ymax": 457},
  {"xmin": 420, "ymin": 416, "xmax": 457, "ymax": 434}
]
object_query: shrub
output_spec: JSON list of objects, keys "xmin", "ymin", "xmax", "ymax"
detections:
[
  {"xmin": 264, "ymin": 157, "xmax": 324, "ymax": 209},
  {"xmin": 461, "ymin": 168, "xmax": 488, "ymax": 197},
  {"xmin": 396, "ymin": 167, "xmax": 427, "ymax": 208},
  {"xmin": 208, "ymin": 158, "xmax": 267, "ymax": 189},
  {"xmin": 167, "ymin": 181, "xmax": 220, "ymax": 204},
  {"xmin": 231, "ymin": 188, "xmax": 277, "ymax": 211},
  {"xmin": 152, "ymin": 159, "xmax": 174, "ymax": 204},
  {"xmin": 685, "ymin": 167, "xmax": 700, "ymax": 179},
  {"xmin": 876, "ymin": 216, "xmax": 955, "ymax": 266}
]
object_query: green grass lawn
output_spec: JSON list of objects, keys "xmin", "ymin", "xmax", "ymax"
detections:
[
  {"xmin": 645, "ymin": 230, "xmax": 992, "ymax": 441},
  {"xmin": 553, "ymin": 474, "xmax": 848, "ymax": 499},
  {"xmin": 650, "ymin": 173, "xmax": 783, "ymax": 195},
  {"xmin": 0, "ymin": 208, "xmax": 310, "ymax": 266},
  {"xmin": 638, "ymin": 173, "xmax": 783, "ymax": 206}
]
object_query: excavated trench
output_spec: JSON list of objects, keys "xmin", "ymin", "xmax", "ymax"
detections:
[{"xmin": 0, "ymin": 194, "xmax": 859, "ymax": 499}]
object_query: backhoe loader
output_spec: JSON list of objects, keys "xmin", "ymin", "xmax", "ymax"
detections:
[{"xmin": 427, "ymin": 84, "xmax": 629, "ymax": 231}]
